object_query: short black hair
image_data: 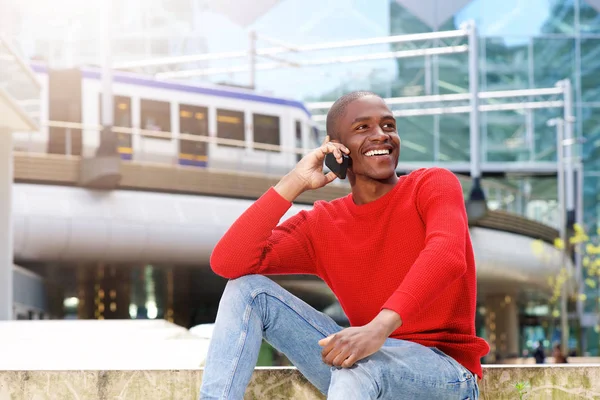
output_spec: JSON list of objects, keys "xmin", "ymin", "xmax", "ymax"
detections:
[{"xmin": 325, "ymin": 91, "xmax": 380, "ymax": 140}]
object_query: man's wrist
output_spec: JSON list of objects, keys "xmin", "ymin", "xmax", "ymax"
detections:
[
  {"xmin": 368, "ymin": 309, "xmax": 403, "ymax": 338},
  {"xmin": 274, "ymin": 172, "xmax": 306, "ymax": 202}
]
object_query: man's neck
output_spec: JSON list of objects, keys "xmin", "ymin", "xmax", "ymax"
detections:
[{"xmin": 350, "ymin": 175, "xmax": 399, "ymax": 205}]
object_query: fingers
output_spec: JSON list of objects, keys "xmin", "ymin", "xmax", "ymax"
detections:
[
  {"xmin": 318, "ymin": 335, "xmax": 333, "ymax": 346},
  {"xmin": 321, "ymin": 335, "xmax": 350, "ymax": 367},
  {"xmin": 321, "ymin": 334, "xmax": 339, "ymax": 365},
  {"xmin": 341, "ymin": 353, "xmax": 358, "ymax": 368},
  {"xmin": 318, "ymin": 135, "xmax": 350, "ymax": 160},
  {"xmin": 317, "ymin": 142, "xmax": 349, "ymax": 164},
  {"xmin": 319, "ymin": 333, "xmax": 360, "ymax": 368},
  {"xmin": 324, "ymin": 171, "xmax": 337, "ymax": 183},
  {"xmin": 331, "ymin": 347, "xmax": 353, "ymax": 367},
  {"xmin": 322, "ymin": 339, "xmax": 356, "ymax": 367}
]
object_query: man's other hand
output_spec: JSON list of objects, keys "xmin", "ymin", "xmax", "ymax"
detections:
[{"xmin": 318, "ymin": 325, "xmax": 387, "ymax": 368}]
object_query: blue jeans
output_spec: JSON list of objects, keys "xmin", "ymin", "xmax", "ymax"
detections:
[{"xmin": 199, "ymin": 275, "xmax": 479, "ymax": 399}]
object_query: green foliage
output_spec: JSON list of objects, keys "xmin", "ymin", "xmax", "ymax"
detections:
[
  {"xmin": 532, "ymin": 223, "xmax": 600, "ymax": 332},
  {"xmin": 515, "ymin": 381, "xmax": 530, "ymax": 399}
]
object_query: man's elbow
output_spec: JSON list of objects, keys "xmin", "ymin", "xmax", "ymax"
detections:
[
  {"xmin": 209, "ymin": 252, "xmax": 241, "ymax": 280},
  {"xmin": 446, "ymin": 254, "xmax": 468, "ymax": 279}
]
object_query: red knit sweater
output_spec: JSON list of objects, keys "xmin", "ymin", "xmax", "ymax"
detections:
[{"xmin": 210, "ymin": 167, "xmax": 490, "ymax": 378}]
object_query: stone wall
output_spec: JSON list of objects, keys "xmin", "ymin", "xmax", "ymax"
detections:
[{"xmin": 1, "ymin": 366, "xmax": 600, "ymax": 399}]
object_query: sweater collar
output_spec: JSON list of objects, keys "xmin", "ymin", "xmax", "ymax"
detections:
[{"xmin": 343, "ymin": 178, "xmax": 402, "ymax": 215}]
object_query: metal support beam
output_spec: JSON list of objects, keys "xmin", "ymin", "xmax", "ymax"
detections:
[
  {"xmin": 466, "ymin": 19, "xmax": 481, "ymax": 181},
  {"xmin": 249, "ymin": 30, "xmax": 256, "ymax": 89},
  {"xmin": 560, "ymin": 79, "xmax": 576, "ymax": 228},
  {"xmin": 115, "ymin": 29, "xmax": 468, "ymax": 70},
  {"xmin": 575, "ymin": 161, "xmax": 584, "ymax": 317},
  {"xmin": 549, "ymin": 116, "xmax": 570, "ymax": 356},
  {"xmin": 96, "ymin": 0, "xmax": 117, "ymax": 157},
  {"xmin": 0, "ymin": 128, "xmax": 13, "ymax": 320},
  {"xmin": 157, "ymin": 45, "xmax": 469, "ymax": 80},
  {"xmin": 80, "ymin": 0, "xmax": 121, "ymax": 189}
]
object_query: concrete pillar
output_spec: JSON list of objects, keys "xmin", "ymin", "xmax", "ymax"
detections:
[
  {"xmin": 0, "ymin": 128, "xmax": 14, "ymax": 320},
  {"xmin": 485, "ymin": 294, "xmax": 520, "ymax": 361}
]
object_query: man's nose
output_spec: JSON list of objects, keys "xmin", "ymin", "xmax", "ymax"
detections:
[{"xmin": 370, "ymin": 126, "xmax": 389, "ymax": 141}]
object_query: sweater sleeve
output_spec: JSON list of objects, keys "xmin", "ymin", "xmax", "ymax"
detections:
[
  {"xmin": 381, "ymin": 168, "xmax": 469, "ymax": 323},
  {"xmin": 210, "ymin": 187, "xmax": 317, "ymax": 279}
]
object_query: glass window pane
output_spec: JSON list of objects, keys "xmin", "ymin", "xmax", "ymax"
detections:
[
  {"xmin": 99, "ymin": 95, "xmax": 133, "ymax": 154},
  {"xmin": 179, "ymin": 104, "xmax": 208, "ymax": 165},
  {"xmin": 533, "ymin": 108, "xmax": 563, "ymax": 162},
  {"xmin": 141, "ymin": 99, "xmax": 171, "ymax": 140},
  {"xmin": 580, "ymin": 0, "xmax": 600, "ymax": 34},
  {"xmin": 484, "ymin": 110, "xmax": 529, "ymax": 162},
  {"xmin": 583, "ymin": 173, "xmax": 600, "ymax": 234},
  {"xmin": 295, "ymin": 120, "xmax": 302, "ymax": 163},
  {"xmin": 439, "ymin": 114, "xmax": 470, "ymax": 162},
  {"xmin": 397, "ymin": 115, "xmax": 434, "ymax": 162},
  {"xmin": 481, "ymin": 37, "xmax": 530, "ymax": 91},
  {"xmin": 582, "ymin": 107, "xmax": 600, "ymax": 168},
  {"xmin": 253, "ymin": 113, "xmax": 280, "ymax": 151},
  {"xmin": 540, "ymin": 1, "xmax": 576, "ymax": 34},
  {"xmin": 580, "ymin": 38, "xmax": 600, "ymax": 103},
  {"xmin": 532, "ymin": 38, "xmax": 576, "ymax": 89},
  {"xmin": 455, "ymin": 0, "xmax": 574, "ymax": 37},
  {"xmin": 436, "ymin": 51, "xmax": 469, "ymax": 95},
  {"xmin": 216, "ymin": 109, "xmax": 245, "ymax": 148}
]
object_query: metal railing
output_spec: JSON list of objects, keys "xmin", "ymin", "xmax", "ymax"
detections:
[
  {"xmin": 12, "ymin": 120, "xmax": 560, "ymax": 229},
  {"xmin": 0, "ymin": 36, "xmax": 42, "ymax": 126}
]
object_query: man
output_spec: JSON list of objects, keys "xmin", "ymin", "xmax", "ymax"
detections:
[{"xmin": 200, "ymin": 91, "xmax": 490, "ymax": 399}]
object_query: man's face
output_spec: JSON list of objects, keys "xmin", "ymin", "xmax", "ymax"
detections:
[{"xmin": 336, "ymin": 96, "xmax": 400, "ymax": 181}]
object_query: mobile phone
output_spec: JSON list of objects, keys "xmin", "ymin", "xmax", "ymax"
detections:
[{"xmin": 325, "ymin": 152, "xmax": 352, "ymax": 179}]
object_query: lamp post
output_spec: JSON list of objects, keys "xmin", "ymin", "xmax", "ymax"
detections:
[
  {"xmin": 548, "ymin": 116, "xmax": 573, "ymax": 356},
  {"xmin": 463, "ymin": 20, "xmax": 488, "ymax": 223}
]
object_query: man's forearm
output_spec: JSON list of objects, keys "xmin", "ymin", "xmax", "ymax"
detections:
[{"xmin": 274, "ymin": 172, "xmax": 307, "ymax": 202}]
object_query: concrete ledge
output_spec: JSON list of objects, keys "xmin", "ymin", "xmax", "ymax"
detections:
[
  {"xmin": 0, "ymin": 368, "xmax": 321, "ymax": 400},
  {"xmin": 480, "ymin": 365, "xmax": 600, "ymax": 399},
  {"xmin": 2, "ymin": 366, "xmax": 600, "ymax": 399}
]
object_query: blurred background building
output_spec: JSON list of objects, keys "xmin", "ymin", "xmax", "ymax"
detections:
[{"xmin": 1, "ymin": 0, "xmax": 599, "ymax": 364}]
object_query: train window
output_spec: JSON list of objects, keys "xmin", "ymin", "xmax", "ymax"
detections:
[
  {"xmin": 295, "ymin": 120, "xmax": 302, "ymax": 162},
  {"xmin": 253, "ymin": 113, "xmax": 280, "ymax": 152},
  {"xmin": 141, "ymin": 99, "xmax": 171, "ymax": 140},
  {"xmin": 179, "ymin": 104, "xmax": 209, "ymax": 166},
  {"xmin": 99, "ymin": 95, "xmax": 133, "ymax": 158},
  {"xmin": 216, "ymin": 108, "xmax": 245, "ymax": 148}
]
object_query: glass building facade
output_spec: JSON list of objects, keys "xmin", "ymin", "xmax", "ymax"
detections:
[{"xmin": 384, "ymin": 0, "xmax": 600, "ymax": 354}]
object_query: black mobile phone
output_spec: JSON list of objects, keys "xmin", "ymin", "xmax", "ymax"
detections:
[{"xmin": 325, "ymin": 152, "xmax": 352, "ymax": 179}]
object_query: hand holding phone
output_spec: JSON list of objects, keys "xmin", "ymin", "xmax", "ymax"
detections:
[{"xmin": 325, "ymin": 152, "xmax": 352, "ymax": 179}]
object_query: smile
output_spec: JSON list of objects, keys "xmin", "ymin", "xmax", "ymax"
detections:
[{"xmin": 364, "ymin": 149, "xmax": 391, "ymax": 157}]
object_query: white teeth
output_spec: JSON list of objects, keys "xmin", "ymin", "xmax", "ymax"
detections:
[{"xmin": 365, "ymin": 149, "xmax": 390, "ymax": 157}]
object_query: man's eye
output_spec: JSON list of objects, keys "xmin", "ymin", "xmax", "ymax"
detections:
[
  {"xmin": 383, "ymin": 123, "xmax": 396, "ymax": 129},
  {"xmin": 356, "ymin": 124, "xmax": 368, "ymax": 130}
]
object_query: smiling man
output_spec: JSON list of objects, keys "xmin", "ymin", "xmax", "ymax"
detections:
[{"xmin": 199, "ymin": 91, "xmax": 489, "ymax": 399}]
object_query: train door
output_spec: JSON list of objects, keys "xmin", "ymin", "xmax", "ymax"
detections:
[
  {"xmin": 179, "ymin": 104, "xmax": 209, "ymax": 167},
  {"xmin": 99, "ymin": 95, "xmax": 133, "ymax": 160}
]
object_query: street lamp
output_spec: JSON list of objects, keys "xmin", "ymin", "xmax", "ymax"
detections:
[{"xmin": 466, "ymin": 177, "xmax": 488, "ymax": 223}]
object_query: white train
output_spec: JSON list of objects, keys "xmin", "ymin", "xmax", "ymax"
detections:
[{"xmin": 16, "ymin": 63, "xmax": 319, "ymax": 175}]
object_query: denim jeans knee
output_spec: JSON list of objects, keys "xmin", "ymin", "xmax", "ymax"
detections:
[
  {"xmin": 328, "ymin": 366, "xmax": 379, "ymax": 399},
  {"xmin": 220, "ymin": 274, "xmax": 276, "ymax": 304},
  {"xmin": 224, "ymin": 274, "xmax": 273, "ymax": 294}
]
